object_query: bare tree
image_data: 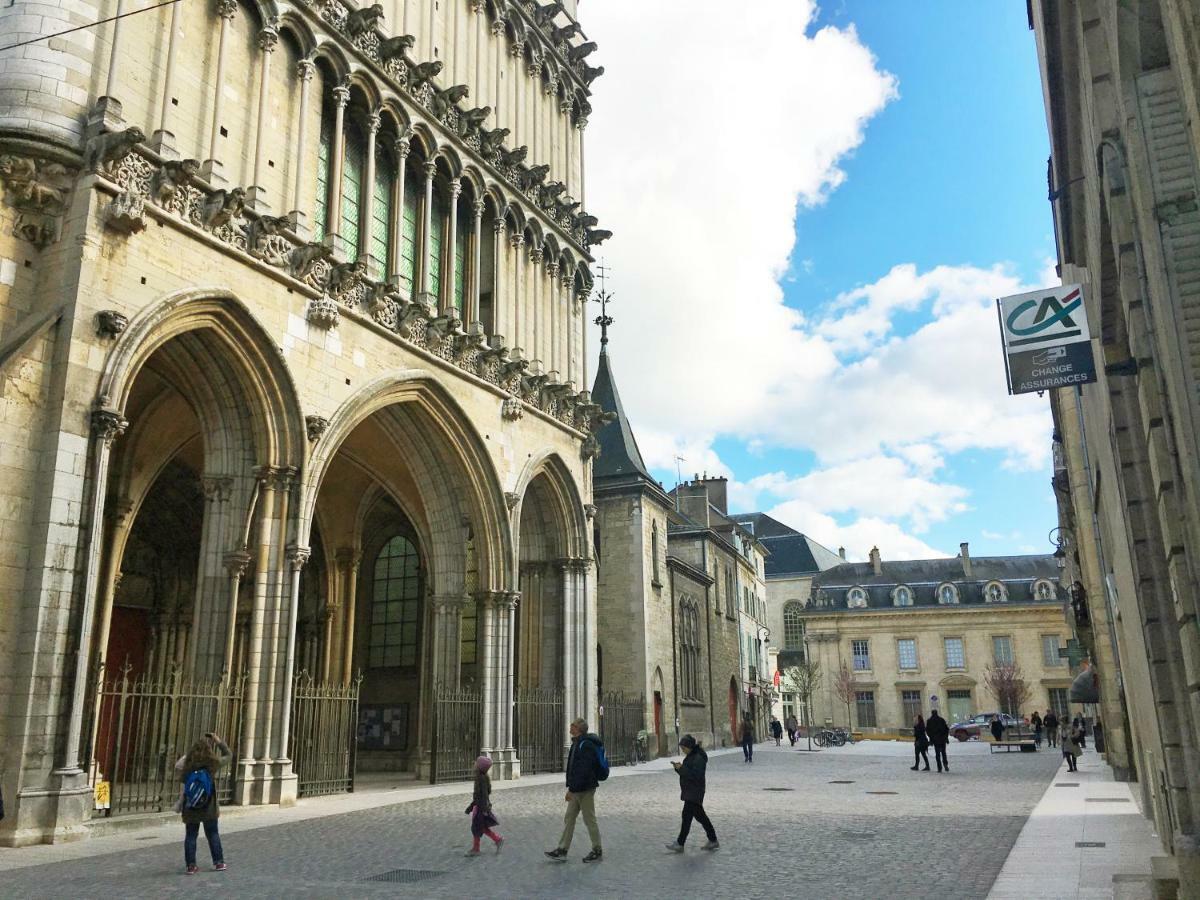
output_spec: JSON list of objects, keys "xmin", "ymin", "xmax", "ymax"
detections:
[
  {"xmin": 833, "ymin": 661, "xmax": 855, "ymax": 729},
  {"xmin": 985, "ymin": 663, "xmax": 1033, "ymax": 718},
  {"xmin": 785, "ymin": 660, "xmax": 822, "ymax": 750}
]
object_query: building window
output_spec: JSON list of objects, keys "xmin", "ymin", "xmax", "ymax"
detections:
[
  {"xmin": 855, "ymin": 691, "xmax": 877, "ymax": 728},
  {"xmin": 651, "ymin": 522, "xmax": 661, "ymax": 585},
  {"xmin": 398, "ymin": 167, "xmax": 420, "ymax": 293},
  {"xmin": 429, "ymin": 188, "xmax": 447, "ymax": 300},
  {"xmin": 944, "ymin": 637, "xmax": 965, "ymax": 669},
  {"xmin": 369, "ymin": 535, "xmax": 421, "ymax": 668},
  {"xmin": 340, "ymin": 121, "xmax": 366, "ymax": 252},
  {"xmin": 680, "ymin": 601, "xmax": 702, "ymax": 699},
  {"xmin": 1034, "ymin": 579, "xmax": 1056, "ymax": 601},
  {"xmin": 937, "ymin": 583, "xmax": 959, "ymax": 605},
  {"xmin": 1048, "ymin": 687, "xmax": 1070, "ymax": 721},
  {"xmin": 901, "ymin": 689, "xmax": 922, "ymax": 724},
  {"xmin": 453, "ymin": 197, "xmax": 469, "ymax": 314},
  {"xmin": 893, "ymin": 585, "xmax": 913, "ymax": 607},
  {"xmin": 897, "ymin": 638, "xmax": 918, "ymax": 670},
  {"xmin": 725, "ymin": 570, "xmax": 735, "ymax": 618},
  {"xmin": 992, "ymin": 635, "xmax": 1014, "ymax": 665},
  {"xmin": 985, "ymin": 582, "xmax": 1008, "ymax": 603},
  {"xmin": 314, "ymin": 99, "xmax": 334, "ymax": 239},
  {"xmin": 847, "ymin": 587, "xmax": 868, "ymax": 609},
  {"xmin": 1042, "ymin": 634, "xmax": 1063, "ymax": 667},
  {"xmin": 370, "ymin": 143, "xmax": 395, "ymax": 266},
  {"xmin": 852, "ymin": 639, "xmax": 871, "ymax": 671},
  {"xmin": 783, "ymin": 602, "xmax": 805, "ymax": 649}
]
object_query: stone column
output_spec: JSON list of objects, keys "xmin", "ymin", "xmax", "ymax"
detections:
[
  {"xmin": 222, "ymin": 550, "xmax": 252, "ymax": 682},
  {"xmin": 491, "ymin": 214, "xmax": 506, "ymax": 338},
  {"xmin": 578, "ymin": 283, "xmax": 591, "ymax": 389},
  {"xmin": 337, "ymin": 548, "xmax": 362, "ymax": 684},
  {"xmin": 477, "ymin": 591, "xmax": 497, "ymax": 752},
  {"xmin": 276, "ymin": 546, "xmax": 310, "ymax": 761},
  {"xmin": 320, "ymin": 603, "xmax": 336, "ymax": 681},
  {"xmin": 247, "ymin": 23, "xmax": 279, "ymax": 211},
  {"xmin": 559, "ymin": 559, "xmax": 575, "ymax": 754},
  {"xmin": 261, "ymin": 467, "xmax": 294, "ymax": 765},
  {"xmin": 502, "ymin": 592, "xmax": 520, "ymax": 769},
  {"xmin": 528, "ymin": 244, "xmax": 543, "ymax": 367},
  {"xmin": 443, "ymin": 178, "xmax": 462, "ymax": 318},
  {"xmin": 103, "ymin": 0, "xmax": 127, "ymax": 100},
  {"xmin": 389, "ymin": 134, "xmax": 412, "ymax": 290},
  {"xmin": 327, "ymin": 84, "xmax": 351, "ymax": 243},
  {"xmin": 420, "ymin": 160, "xmax": 436, "ymax": 302},
  {"xmin": 188, "ymin": 474, "xmax": 233, "ymax": 680},
  {"xmin": 93, "ymin": 501, "xmax": 134, "ymax": 681},
  {"xmin": 289, "ymin": 58, "xmax": 316, "ymax": 232},
  {"xmin": 202, "ymin": 0, "xmax": 240, "ymax": 185},
  {"xmin": 430, "ymin": 595, "xmax": 464, "ymax": 688},
  {"xmin": 547, "ymin": 261, "xmax": 560, "ymax": 378},
  {"xmin": 361, "ymin": 112, "xmax": 381, "ymax": 265},
  {"xmin": 469, "ymin": 198, "xmax": 485, "ymax": 330},
  {"xmin": 510, "ymin": 231, "xmax": 524, "ymax": 356},
  {"xmin": 150, "ymin": 0, "xmax": 185, "ymax": 157}
]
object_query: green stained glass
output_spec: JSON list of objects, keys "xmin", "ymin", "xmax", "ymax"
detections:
[
  {"xmin": 314, "ymin": 103, "xmax": 333, "ymax": 240},
  {"xmin": 399, "ymin": 171, "xmax": 419, "ymax": 294},
  {"xmin": 371, "ymin": 147, "xmax": 394, "ymax": 267},
  {"xmin": 454, "ymin": 201, "xmax": 468, "ymax": 314},
  {"xmin": 368, "ymin": 535, "xmax": 421, "ymax": 669},
  {"xmin": 341, "ymin": 123, "xmax": 365, "ymax": 253},
  {"xmin": 429, "ymin": 190, "xmax": 446, "ymax": 300}
]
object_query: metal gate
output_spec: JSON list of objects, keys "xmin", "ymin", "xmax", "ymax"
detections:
[
  {"xmin": 515, "ymin": 686, "xmax": 564, "ymax": 775},
  {"xmin": 290, "ymin": 673, "xmax": 359, "ymax": 798},
  {"xmin": 431, "ymin": 684, "xmax": 482, "ymax": 784},
  {"xmin": 599, "ymin": 691, "xmax": 646, "ymax": 766},
  {"xmin": 90, "ymin": 663, "xmax": 244, "ymax": 816}
]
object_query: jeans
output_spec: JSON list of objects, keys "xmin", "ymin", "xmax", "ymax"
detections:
[
  {"xmin": 741, "ymin": 736, "xmax": 754, "ymax": 761},
  {"xmin": 1047, "ymin": 726, "xmax": 1058, "ymax": 747},
  {"xmin": 559, "ymin": 789, "xmax": 601, "ymax": 851},
  {"xmin": 677, "ymin": 801, "xmax": 716, "ymax": 845},
  {"xmin": 184, "ymin": 820, "xmax": 223, "ymax": 867},
  {"xmin": 914, "ymin": 744, "xmax": 930, "ymax": 769},
  {"xmin": 1034, "ymin": 728, "xmax": 1043, "ymax": 747},
  {"xmin": 933, "ymin": 743, "xmax": 948, "ymax": 771}
]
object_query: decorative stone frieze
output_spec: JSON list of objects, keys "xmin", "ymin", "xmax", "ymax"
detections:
[
  {"xmin": 103, "ymin": 190, "xmax": 147, "ymax": 234},
  {"xmin": 96, "ymin": 310, "xmax": 129, "ymax": 338},
  {"xmin": 306, "ymin": 294, "xmax": 340, "ymax": 329},
  {"xmin": 501, "ymin": 394, "xmax": 523, "ymax": 420}
]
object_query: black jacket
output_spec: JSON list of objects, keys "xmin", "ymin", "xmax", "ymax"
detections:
[
  {"xmin": 926, "ymin": 713, "xmax": 950, "ymax": 745},
  {"xmin": 565, "ymin": 732, "xmax": 603, "ymax": 793},
  {"xmin": 990, "ymin": 719, "xmax": 1005, "ymax": 740},
  {"xmin": 913, "ymin": 722, "xmax": 929, "ymax": 749},
  {"xmin": 676, "ymin": 747, "xmax": 707, "ymax": 803}
]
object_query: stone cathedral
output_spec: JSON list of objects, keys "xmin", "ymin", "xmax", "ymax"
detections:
[{"xmin": 0, "ymin": 0, "xmax": 608, "ymax": 845}]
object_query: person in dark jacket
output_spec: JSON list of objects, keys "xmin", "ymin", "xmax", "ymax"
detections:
[
  {"xmin": 175, "ymin": 732, "xmax": 230, "ymax": 874},
  {"xmin": 1063, "ymin": 723, "xmax": 1083, "ymax": 772},
  {"xmin": 740, "ymin": 716, "xmax": 755, "ymax": 763},
  {"xmin": 464, "ymin": 755, "xmax": 503, "ymax": 856},
  {"xmin": 910, "ymin": 714, "xmax": 930, "ymax": 771},
  {"xmin": 665, "ymin": 735, "xmax": 719, "ymax": 853},
  {"xmin": 545, "ymin": 718, "xmax": 604, "ymax": 863},
  {"xmin": 769, "ymin": 716, "xmax": 783, "ymax": 746},
  {"xmin": 785, "ymin": 714, "xmax": 798, "ymax": 746},
  {"xmin": 1031, "ymin": 711, "xmax": 1043, "ymax": 747},
  {"xmin": 990, "ymin": 715, "xmax": 1005, "ymax": 743},
  {"xmin": 926, "ymin": 709, "xmax": 950, "ymax": 772},
  {"xmin": 1044, "ymin": 709, "xmax": 1059, "ymax": 747}
]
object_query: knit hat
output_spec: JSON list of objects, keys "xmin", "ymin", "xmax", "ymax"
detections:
[
  {"xmin": 475, "ymin": 755, "xmax": 493, "ymax": 772},
  {"xmin": 678, "ymin": 734, "xmax": 697, "ymax": 750}
]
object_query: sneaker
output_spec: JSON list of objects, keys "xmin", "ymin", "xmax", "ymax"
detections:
[
  {"xmin": 582, "ymin": 848, "xmax": 602, "ymax": 863},
  {"xmin": 664, "ymin": 842, "xmax": 684, "ymax": 853},
  {"xmin": 910, "ymin": 765, "xmax": 919, "ymax": 771},
  {"xmin": 544, "ymin": 847, "xmax": 568, "ymax": 861},
  {"xmin": 495, "ymin": 837, "xmax": 504, "ymax": 854},
  {"xmin": 464, "ymin": 848, "xmax": 480, "ymax": 857},
  {"xmin": 186, "ymin": 865, "xmax": 199, "ymax": 875},
  {"xmin": 702, "ymin": 840, "xmax": 720, "ymax": 851},
  {"xmin": 213, "ymin": 863, "xmax": 227, "ymax": 872}
]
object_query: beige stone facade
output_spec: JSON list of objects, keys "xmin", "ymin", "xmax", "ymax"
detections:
[
  {"xmin": 0, "ymin": 0, "xmax": 604, "ymax": 846},
  {"xmin": 1032, "ymin": 0, "xmax": 1200, "ymax": 890}
]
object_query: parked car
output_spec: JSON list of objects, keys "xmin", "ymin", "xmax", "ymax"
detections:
[{"xmin": 949, "ymin": 712, "xmax": 1021, "ymax": 742}]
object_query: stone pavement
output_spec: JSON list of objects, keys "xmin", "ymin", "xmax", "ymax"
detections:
[
  {"xmin": 988, "ymin": 744, "xmax": 1164, "ymax": 899},
  {"xmin": 1, "ymin": 740, "xmax": 1063, "ymax": 899}
]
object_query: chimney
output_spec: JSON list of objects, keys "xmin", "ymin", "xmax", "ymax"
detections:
[
  {"xmin": 677, "ymin": 481, "xmax": 710, "ymax": 526},
  {"xmin": 692, "ymin": 473, "xmax": 728, "ymax": 514},
  {"xmin": 838, "ymin": 546, "xmax": 846, "ymax": 560},
  {"xmin": 869, "ymin": 546, "xmax": 882, "ymax": 576},
  {"xmin": 960, "ymin": 542, "xmax": 972, "ymax": 578}
]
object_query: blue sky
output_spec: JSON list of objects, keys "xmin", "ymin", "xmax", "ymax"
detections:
[{"xmin": 585, "ymin": 2, "xmax": 1058, "ymax": 561}]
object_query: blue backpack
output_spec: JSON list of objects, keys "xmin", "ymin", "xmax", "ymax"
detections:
[
  {"xmin": 183, "ymin": 768, "xmax": 213, "ymax": 811},
  {"xmin": 591, "ymin": 742, "xmax": 610, "ymax": 781}
]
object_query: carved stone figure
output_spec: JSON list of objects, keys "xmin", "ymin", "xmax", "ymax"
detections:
[
  {"xmin": 499, "ymin": 357, "xmax": 529, "ymax": 378},
  {"xmin": 409, "ymin": 60, "xmax": 443, "ymax": 93},
  {"xmin": 479, "ymin": 127, "xmax": 509, "ymax": 155},
  {"xmin": 83, "ymin": 126, "xmax": 146, "ymax": 172},
  {"xmin": 534, "ymin": 2, "xmax": 563, "ymax": 26},
  {"xmin": 518, "ymin": 163, "xmax": 550, "ymax": 190},
  {"xmin": 498, "ymin": 145, "xmax": 528, "ymax": 168},
  {"xmin": 580, "ymin": 435, "xmax": 600, "ymax": 461},
  {"xmin": 0, "ymin": 155, "xmax": 69, "ymax": 211},
  {"xmin": 586, "ymin": 228, "xmax": 612, "ymax": 246},
  {"xmin": 552, "ymin": 23, "xmax": 580, "ymax": 45},
  {"xmin": 344, "ymin": 3, "xmax": 384, "ymax": 39},
  {"xmin": 96, "ymin": 310, "xmax": 129, "ymax": 337},
  {"xmin": 553, "ymin": 197, "xmax": 580, "ymax": 220},
  {"xmin": 377, "ymin": 33, "xmax": 415, "ymax": 61},
  {"xmin": 198, "ymin": 187, "xmax": 246, "ymax": 230},
  {"xmin": 456, "ymin": 106, "xmax": 491, "ymax": 139},
  {"xmin": 571, "ymin": 212, "xmax": 598, "ymax": 230},
  {"xmin": 245, "ymin": 213, "xmax": 291, "ymax": 256},
  {"xmin": 289, "ymin": 241, "xmax": 334, "ymax": 280},
  {"xmin": 568, "ymin": 41, "xmax": 597, "ymax": 63},
  {"xmin": 306, "ymin": 294, "xmax": 339, "ymax": 329},
  {"xmin": 305, "ymin": 415, "xmax": 329, "ymax": 442},
  {"xmin": 430, "ymin": 84, "xmax": 470, "ymax": 120},
  {"xmin": 537, "ymin": 180, "xmax": 565, "ymax": 208},
  {"xmin": 103, "ymin": 190, "xmax": 146, "ymax": 234},
  {"xmin": 150, "ymin": 158, "xmax": 199, "ymax": 206},
  {"xmin": 582, "ymin": 64, "xmax": 604, "ymax": 85},
  {"xmin": 327, "ymin": 257, "xmax": 366, "ymax": 295},
  {"xmin": 504, "ymin": 490, "xmax": 521, "ymax": 509}
]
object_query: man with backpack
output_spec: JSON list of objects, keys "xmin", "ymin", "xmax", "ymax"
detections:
[{"xmin": 545, "ymin": 717, "xmax": 607, "ymax": 863}]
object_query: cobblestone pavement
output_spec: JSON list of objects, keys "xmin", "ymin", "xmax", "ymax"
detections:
[{"xmin": 3, "ymin": 740, "xmax": 1060, "ymax": 899}]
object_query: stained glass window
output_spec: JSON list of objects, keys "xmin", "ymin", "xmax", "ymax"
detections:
[{"xmin": 369, "ymin": 536, "xmax": 421, "ymax": 668}]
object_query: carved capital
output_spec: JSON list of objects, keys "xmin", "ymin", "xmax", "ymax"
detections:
[
  {"xmin": 559, "ymin": 99, "xmax": 573, "ymax": 115},
  {"xmin": 216, "ymin": 0, "xmax": 238, "ymax": 19},
  {"xmin": 423, "ymin": 160, "xmax": 438, "ymax": 179},
  {"xmin": 103, "ymin": 190, "xmax": 146, "ymax": 234},
  {"xmin": 91, "ymin": 408, "xmax": 128, "ymax": 444},
  {"xmin": 490, "ymin": 17, "xmax": 507, "ymax": 38},
  {"xmin": 472, "ymin": 198, "xmax": 486, "ymax": 218},
  {"xmin": 305, "ymin": 414, "xmax": 329, "ymax": 442},
  {"xmin": 332, "ymin": 84, "xmax": 351, "ymax": 109},
  {"xmin": 509, "ymin": 232, "xmax": 524, "ymax": 249},
  {"xmin": 96, "ymin": 309, "xmax": 128, "ymax": 337},
  {"xmin": 366, "ymin": 112, "xmax": 382, "ymax": 135},
  {"xmin": 395, "ymin": 135, "xmax": 412, "ymax": 159},
  {"xmin": 575, "ymin": 117, "xmax": 588, "ymax": 131},
  {"xmin": 296, "ymin": 58, "xmax": 316, "ymax": 82},
  {"xmin": 433, "ymin": 594, "xmax": 466, "ymax": 614},
  {"xmin": 335, "ymin": 547, "xmax": 362, "ymax": 572},
  {"xmin": 547, "ymin": 261, "xmax": 560, "ymax": 279},
  {"xmin": 509, "ymin": 40, "xmax": 525, "ymax": 58},
  {"xmin": 201, "ymin": 475, "xmax": 234, "ymax": 502},
  {"xmin": 288, "ymin": 545, "xmax": 311, "ymax": 570},
  {"xmin": 504, "ymin": 491, "xmax": 520, "ymax": 510},
  {"xmin": 528, "ymin": 245, "xmax": 543, "ymax": 265},
  {"xmin": 449, "ymin": 177, "xmax": 462, "ymax": 199},
  {"xmin": 257, "ymin": 26, "xmax": 279, "ymax": 53},
  {"xmin": 224, "ymin": 550, "xmax": 252, "ymax": 578}
]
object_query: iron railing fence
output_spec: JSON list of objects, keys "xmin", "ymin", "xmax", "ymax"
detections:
[
  {"xmin": 598, "ymin": 691, "xmax": 646, "ymax": 766},
  {"xmin": 289, "ymin": 671, "xmax": 360, "ymax": 798},
  {"xmin": 515, "ymin": 686, "xmax": 564, "ymax": 775},
  {"xmin": 431, "ymin": 684, "xmax": 482, "ymax": 784}
]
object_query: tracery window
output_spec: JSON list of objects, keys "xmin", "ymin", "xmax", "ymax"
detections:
[
  {"xmin": 679, "ymin": 600, "xmax": 702, "ymax": 700},
  {"xmin": 369, "ymin": 535, "xmax": 421, "ymax": 668},
  {"xmin": 847, "ymin": 587, "xmax": 868, "ymax": 609},
  {"xmin": 937, "ymin": 583, "xmax": 959, "ymax": 605},
  {"xmin": 893, "ymin": 585, "xmax": 913, "ymax": 607},
  {"xmin": 314, "ymin": 100, "xmax": 334, "ymax": 239},
  {"xmin": 340, "ymin": 121, "xmax": 366, "ymax": 251},
  {"xmin": 1033, "ymin": 579, "xmax": 1055, "ymax": 601},
  {"xmin": 985, "ymin": 581, "xmax": 1008, "ymax": 603},
  {"xmin": 783, "ymin": 602, "xmax": 805, "ymax": 650},
  {"xmin": 370, "ymin": 143, "xmax": 395, "ymax": 267},
  {"xmin": 398, "ymin": 168, "xmax": 420, "ymax": 292}
]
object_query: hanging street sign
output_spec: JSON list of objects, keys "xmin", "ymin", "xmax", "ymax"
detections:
[{"xmin": 997, "ymin": 284, "xmax": 1098, "ymax": 394}]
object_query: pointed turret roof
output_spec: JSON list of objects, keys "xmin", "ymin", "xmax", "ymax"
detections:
[{"xmin": 590, "ymin": 349, "xmax": 655, "ymax": 484}]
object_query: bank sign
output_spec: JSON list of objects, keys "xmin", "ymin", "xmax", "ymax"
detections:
[{"xmin": 998, "ymin": 284, "xmax": 1097, "ymax": 395}]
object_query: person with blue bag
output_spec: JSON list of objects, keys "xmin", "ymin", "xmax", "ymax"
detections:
[
  {"xmin": 545, "ymin": 717, "xmax": 607, "ymax": 863},
  {"xmin": 175, "ymin": 731, "xmax": 231, "ymax": 875}
]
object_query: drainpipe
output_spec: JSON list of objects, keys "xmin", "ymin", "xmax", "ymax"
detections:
[
  {"xmin": 668, "ymin": 560, "xmax": 680, "ymax": 746},
  {"xmin": 702, "ymin": 536, "xmax": 715, "ymax": 744}
]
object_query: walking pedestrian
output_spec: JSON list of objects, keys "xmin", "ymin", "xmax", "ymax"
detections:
[
  {"xmin": 770, "ymin": 716, "xmax": 783, "ymax": 746},
  {"xmin": 785, "ymin": 714, "xmax": 798, "ymax": 746},
  {"xmin": 664, "ymin": 735, "xmax": 719, "ymax": 853},
  {"xmin": 175, "ymin": 731, "xmax": 230, "ymax": 875},
  {"xmin": 1044, "ymin": 709, "xmax": 1059, "ymax": 748},
  {"xmin": 1031, "ymin": 711, "xmax": 1043, "ymax": 747},
  {"xmin": 464, "ymin": 756, "xmax": 503, "ymax": 857},
  {"xmin": 910, "ymin": 714, "xmax": 931, "ymax": 771},
  {"xmin": 740, "ymin": 715, "xmax": 755, "ymax": 763},
  {"xmin": 1073, "ymin": 715, "xmax": 1087, "ymax": 749},
  {"xmin": 1063, "ymin": 723, "xmax": 1083, "ymax": 772},
  {"xmin": 545, "ymin": 718, "xmax": 607, "ymax": 863},
  {"xmin": 926, "ymin": 709, "xmax": 950, "ymax": 773},
  {"xmin": 990, "ymin": 714, "xmax": 1005, "ymax": 743}
]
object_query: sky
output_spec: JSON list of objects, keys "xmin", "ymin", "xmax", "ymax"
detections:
[{"xmin": 576, "ymin": 1, "xmax": 1059, "ymax": 563}]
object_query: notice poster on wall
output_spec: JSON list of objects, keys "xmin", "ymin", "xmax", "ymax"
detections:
[{"xmin": 997, "ymin": 284, "xmax": 1098, "ymax": 394}]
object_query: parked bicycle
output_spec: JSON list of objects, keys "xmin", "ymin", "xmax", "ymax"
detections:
[
  {"xmin": 812, "ymin": 727, "xmax": 852, "ymax": 747},
  {"xmin": 630, "ymin": 729, "xmax": 650, "ymax": 765}
]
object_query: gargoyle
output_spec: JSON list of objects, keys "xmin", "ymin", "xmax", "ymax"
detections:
[
  {"xmin": 345, "ymin": 3, "xmax": 384, "ymax": 39},
  {"xmin": 568, "ymin": 41, "xmax": 597, "ymax": 63},
  {"xmin": 571, "ymin": 212, "xmax": 598, "ymax": 230},
  {"xmin": 519, "ymin": 164, "xmax": 550, "ymax": 190},
  {"xmin": 586, "ymin": 228, "xmax": 612, "ymax": 246},
  {"xmin": 409, "ymin": 60, "xmax": 443, "ymax": 93},
  {"xmin": 534, "ymin": 2, "xmax": 563, "ymax": 26},
  {"xmin": 552, "ymin": 23, "xmax": 580, "ymax": 45},
  {"xmin": 328, "ymin": 257, "xmax": 366, "ymax": 294},
  {"xmin": 521, "ymin": 370, "xmax": 549, "ymax": 394},
  {"xmin": 198, "ymin": 187, "xmax": 246, "ymax": 230},
  {"xmin": 456, "ymin": 106, "xmax": 491, "ymax": 139},
  {"xmin": 537, "ymin": 180, "xmax": 565, "ymax": 208},
  {"xmin": 377, "ymin": 34, "xmax": 415, "ymax": 61},
  {"xmin": 499, "ymin": 357, "xmax": 529, "ymax": 378},
  {"xmin": 83, "ymin": 126, "xmax": 146, "ymax": 172},
  {"xmin": 479, "ymin": 127, "xmax": 509, "ymax": 155},
  {"xmin": 431, "ymin": 84, "xmax": 470, "ymax": 120},
  {"xmin": 498, "ymin": 145, "xmax": 528, "ymax": 168},
  {"xmin": 478, "ymin": 342, "xmax": 508, "ymax": 364},
  {"xmin": 245, "ymin": 213, "xmax": 291, "ymax": 253},
  {"xmin": 582, "ymin": 64, "xmax": 604, "ymax": 86},
  {"xmin": 0, "ymin": 155, "xmax": 67, "ymax": 211},
  {"xmin": 553, "ymin": 197, "xmax": 580, "ymax": 220},
  {"xmin": 289, "ymin": 240, "xmax": 334, "ymax": 280},
  {"xmin": 150, "ymin": 158, "xmax": 199, "ymax": 206}
]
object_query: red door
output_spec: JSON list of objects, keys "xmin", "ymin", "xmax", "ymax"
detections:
[{"xmin": 653, "ymin": 692, "xmax": 665, "ymax": 757}]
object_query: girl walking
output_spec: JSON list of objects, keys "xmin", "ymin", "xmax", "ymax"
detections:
[
  {"xmin": 910, "ymin": 714, "xmax": 930, "ymax": 771},
  {"xmin": 665, "ymin": 735, "xmax": 719, "ymax": 853},
  {"xmin": 465, "ymin": 756, "xmax": 503, "ymax": 856},
  {"xmin": 176, "ymin": 731, "xmax": 230, "ymax": 874}
]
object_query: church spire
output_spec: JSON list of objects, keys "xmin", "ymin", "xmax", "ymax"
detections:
[{"xmin": 593, "ymin": 261, "xmax": 613, "ymax": 351}]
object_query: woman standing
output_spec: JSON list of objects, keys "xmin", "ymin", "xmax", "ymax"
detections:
[
  {"xmin": 176, "ymin": 732, "xmax": 230, "ymax": 874},
  {"xmin": 1063, "ymin": 723, "xmax": 1083, "ymax": 772},
  {"xmin": 1031, "ymin": 711, "xmax": 1043, "ymax": 747},
  {"xmin": 665, "ymin": 735, "xmax": 719, "ymax": 853},
  {"xmin": 910, "ymin": 714, "xmax": 930, "ymax": 771}
]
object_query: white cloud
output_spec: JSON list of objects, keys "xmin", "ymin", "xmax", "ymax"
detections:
[{"xmin": 766, "ymin": 500, "xmax": 947, "ymax": 561}]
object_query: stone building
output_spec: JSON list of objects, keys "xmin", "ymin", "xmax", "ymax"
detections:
[
  {"xmin": 0, "ymin": 0, "xmax": 607, "ymax": 845},
  {"xmin": 799, "ymin": 545, "xmax": 1068, "ymax": 733},
  {"xmin": 1031, "ymin": 0, "xmax": 1200, "ymax": 890}
]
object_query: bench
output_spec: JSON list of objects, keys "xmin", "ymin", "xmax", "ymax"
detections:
[{"xmin": 990, "ymin": 740, "xmax": 1037, "ymax": 753}]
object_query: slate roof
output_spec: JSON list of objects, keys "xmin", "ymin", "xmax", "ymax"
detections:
[
  {"xmin": 727, "ymin": 513, "xmax": 843, "ymax": 576},
  {"xmin": 590, "ymin": 348, "xmax": 655, "ymax": 485}
]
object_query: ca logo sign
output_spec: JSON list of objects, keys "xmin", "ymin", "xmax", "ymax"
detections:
[{"xmin": 1005, "ymin": 287, "xmax": 1082, "ymax": 336}]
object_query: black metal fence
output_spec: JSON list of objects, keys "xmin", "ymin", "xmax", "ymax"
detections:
[
  {"xmin": 431, "ymin": 684, "xmax": 482, "ymax": 784},
  {"xmin": 90, "ymin": 663, "xmax": 244, "ymax": 816},
  {"xmin": 290, "ymin": 672, "xmax": 359, "ymax": 798},
  {"xmin": 515, "ymin": 686, "xmax": 564, "ymax": 775},
  {"xmin": 598, "ymin": 691, "xmax": 645, "ymax": 766}
]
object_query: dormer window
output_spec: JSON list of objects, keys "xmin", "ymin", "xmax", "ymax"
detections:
[
  {"xmin": 1033, "ymin": 579, "xmax": 1055, "ymax": 601},
  {"xmin": 893, "ymin": 585, "xmax": 913, "ymax": 607},
  {"xmin": 985, "ymin": 581, "xmax": 1008, "ymax": 603},
  {"xmin": 847, "ymin": 587, "xmax": 868, "ymax": 609},
  {"xmin": 937, "ymin": 583, "xmax": 959, "ymax": 605}
]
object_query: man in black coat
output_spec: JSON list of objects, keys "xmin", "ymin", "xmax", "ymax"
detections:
[
  {"xmin": 545, "ymin": 718, "xmax": 604, "ymax": 863},
  {"xmin": 665, "ymin": 735, "xmax": 719, "ymax": 853},
  {"xmin": 926, "ymin": 709, "xmax": 951, "ymax": 772}
]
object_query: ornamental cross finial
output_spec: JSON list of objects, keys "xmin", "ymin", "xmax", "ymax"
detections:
[{"xmin": 594, "ymin": 260, "xmax": 613, "ymax": 350}]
